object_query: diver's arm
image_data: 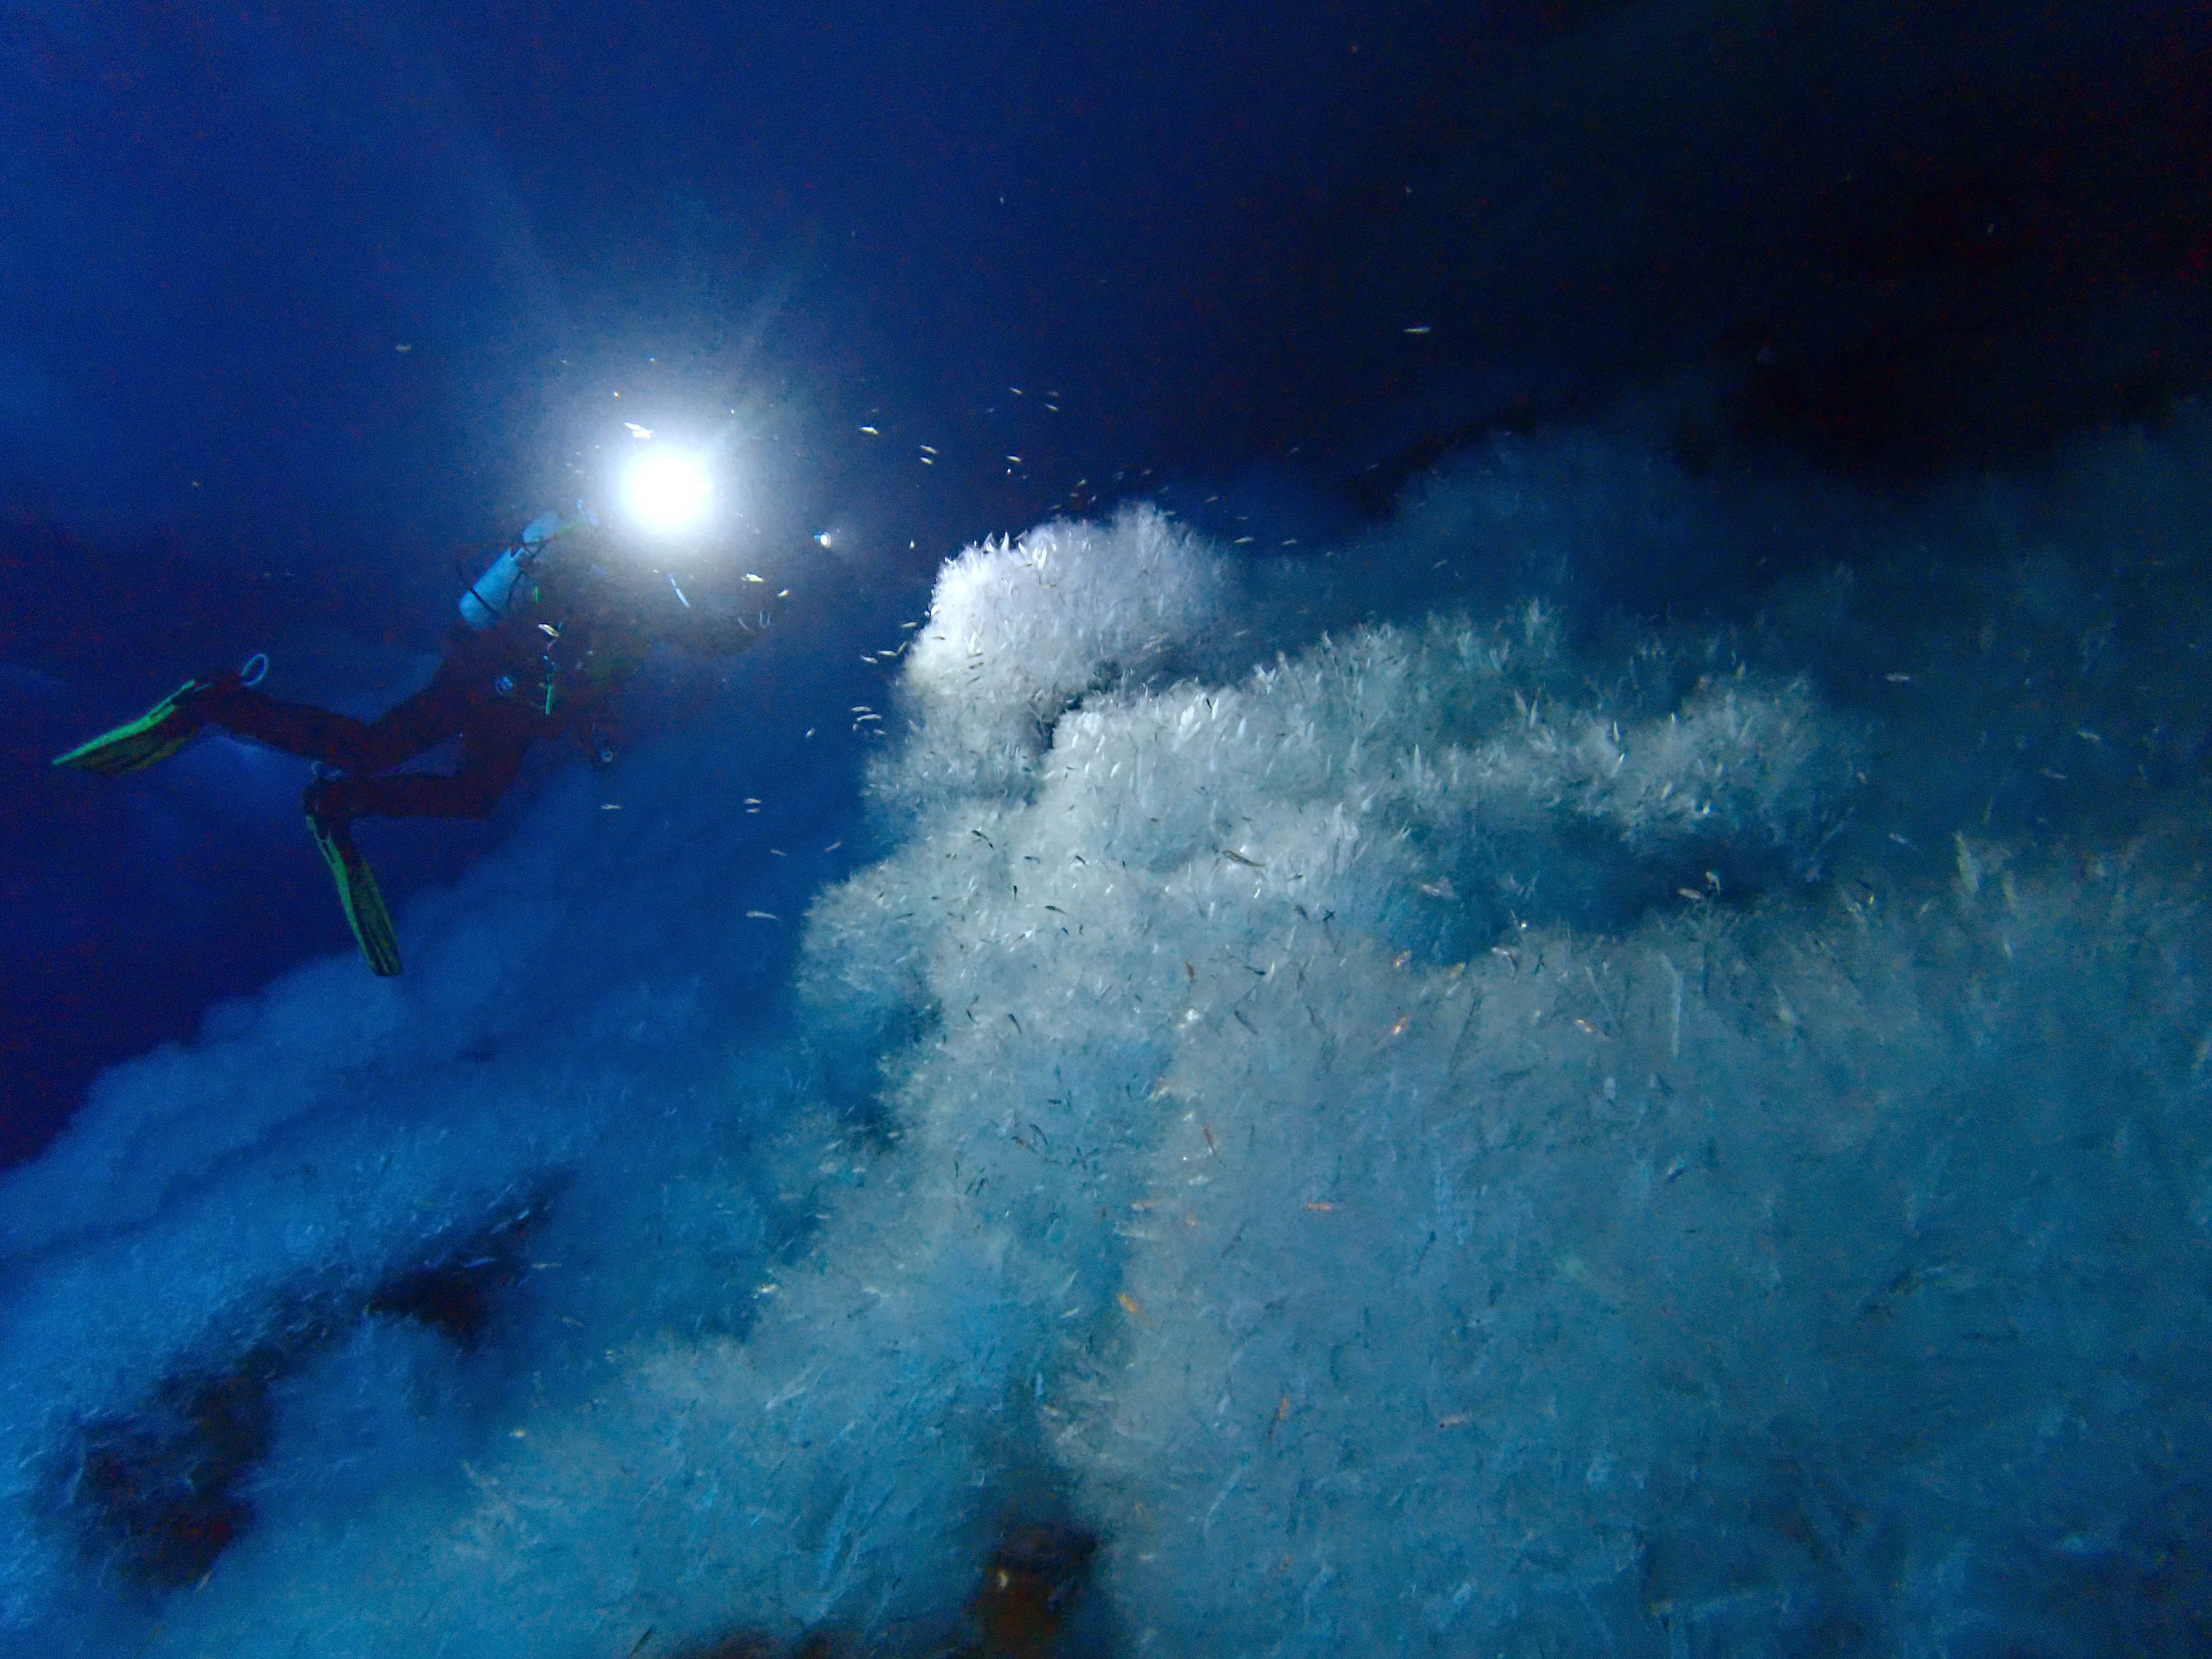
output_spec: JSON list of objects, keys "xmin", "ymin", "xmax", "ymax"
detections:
[{"xmin": 664, "ymin": 594, "xmax": 781, "ymax": 656}]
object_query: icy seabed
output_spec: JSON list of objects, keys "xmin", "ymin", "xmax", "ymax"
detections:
[{"xmin": 3, "ymin": 428, "xmax": 2210, "ymax": 1657}]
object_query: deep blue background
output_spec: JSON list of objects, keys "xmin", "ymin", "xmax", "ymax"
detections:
[{"xmin": 4, "ymin": 0, "xmax": 2208, "ymax": 1166}]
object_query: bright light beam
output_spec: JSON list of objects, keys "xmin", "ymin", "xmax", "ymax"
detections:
[{"xmin": 620, "ymin": 448, "xmax": 713, "ymax": 534}]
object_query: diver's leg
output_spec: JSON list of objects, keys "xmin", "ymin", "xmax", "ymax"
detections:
[
  {"xmin": 54, "ymin": 632, "xmax": 488, "ymax": 779},
  {"xmin": 48, "ymin": 671, "xmax": 307, "ymax": 777},
  {"xmin": 347, "ymin": 638, "xmax": 495, "ymax": 770},
  {"xmin": 295, "ymin": 688, "xmax": 531, "ymax": 978},
  {"xmin": 199, "ymin": 637, "xmax": 486, "ymax": 772},
  {"xmin": 304, "ymin": 718, "xmax": 530, "ymax": 825},
  {"xmin": 189, "ymin": 683, "xmax": 382, "ymax": 770}
]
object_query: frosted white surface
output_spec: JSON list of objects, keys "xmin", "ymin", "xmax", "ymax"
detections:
[{"xmin": 4, "ymin": 426, "xmax": 2210, "ymax": 1657}]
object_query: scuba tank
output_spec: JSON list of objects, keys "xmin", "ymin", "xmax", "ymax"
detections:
[
  {"xmin": 458, "ymin": 546, "xmax": 528, "ymax": 630},
  {"xmin": 458, "ymin": 507, "xmax": 594, "ymax": 631}
]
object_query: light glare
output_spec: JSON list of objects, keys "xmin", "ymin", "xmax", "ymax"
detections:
[{"xmin": 621, "ymin": 448, "xmax": 712, "ymax": 533}]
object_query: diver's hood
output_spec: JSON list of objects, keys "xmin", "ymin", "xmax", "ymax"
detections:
[{"xmin": 523, "ymin": 504, "xmax": 599, "ymax": 546}]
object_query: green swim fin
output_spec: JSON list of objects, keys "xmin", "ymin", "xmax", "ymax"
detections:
[
  {"xmin": 50, "ymin": 680, "xmax": 210, "ymax": 776},
  {"xmin": 307, "ymin": 813, "xmax": 401, "ymax": 977}
]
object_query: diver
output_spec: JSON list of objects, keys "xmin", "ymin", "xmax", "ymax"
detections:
[{"xmin": 52, "ymin": 508, "xmax": 781, "ymax": 975}]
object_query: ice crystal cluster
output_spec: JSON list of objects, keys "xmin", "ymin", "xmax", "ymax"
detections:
[{"xmin": 3, "ymin": 442, "xmax": 2209, "ymax": 1657}]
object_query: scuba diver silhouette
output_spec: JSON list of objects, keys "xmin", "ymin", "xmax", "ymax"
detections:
[{"xmin": 53, "ymin": 509, "xmax": 780, "ymax": 975}]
